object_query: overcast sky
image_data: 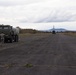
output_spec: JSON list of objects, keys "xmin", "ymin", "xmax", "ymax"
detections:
[{"xmin": 0, "ymin": 0, "xmax": 76, "ymax": 30}]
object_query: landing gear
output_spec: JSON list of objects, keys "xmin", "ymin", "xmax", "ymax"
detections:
[{"xmin": 52, "ymin": 30, "xmax": 56, "ymax": 34}]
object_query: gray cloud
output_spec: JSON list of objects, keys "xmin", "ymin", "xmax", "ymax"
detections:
[
  {"xmin": 0, "ymin": 0, "xmax": 27, "ymax": 6},
  {"xmin": 19, "ymin": 9, "xmax": 76, "ymax": 23},
  {"xmin": 0, "ymin": 0, "xmax": 76, "ymax": 28},
  {"xmin": 38, "ymin": 15, "xmax": 76, "ymax": 23},
  {"xmin": 0, "ymin": 0, "xmax": 46, "ymax": 6}
]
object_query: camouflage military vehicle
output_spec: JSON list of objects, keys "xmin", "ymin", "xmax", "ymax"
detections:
[{"xmin": 0, "ymin": 25, "xmax": 19, "ymax": 43}]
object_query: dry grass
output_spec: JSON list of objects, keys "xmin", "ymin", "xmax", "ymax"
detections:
[
  {"xmin": 19, "ymin": 33, "xmax": 33, "ymax": 37},
  {"xmin": 19, "ymin": 33, "xmax": 52, "ymax": 37},
  {"xmin": 3, "ymin": 64, "xmax": 13, "ymax": 68},
  {"xmin": 23, "ymin": 63, "xmax": 33, "ymax": 68},
  {"xmin": 64, "ymin": 32, "xmax": 76, "ymax": 37}
]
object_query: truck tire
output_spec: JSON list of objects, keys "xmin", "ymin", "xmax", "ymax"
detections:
[
  {"xmin": 4, "ymin": 39, "xmax": 6, "ymax": 43},
  {"xmin": 0, "ymin": 36, "xmax": 1, "ymax": 42},
  {"xmin": 14, "ymin": 35, "xmax": 16, "ymax": 42},
  {"xmin": 4, "ymin": 37, "xmax": 8, "ymax": 43},
  {"xmin": 16, "ymin": 35, "xmax": 18, "ymax": 42},
  {"xmin": 10, "ymin": 38, "xmax": 13, "ymax": 43},
  {"xmin": 14, "ymin": 35, "xmax": 18, "ymax": 42}
]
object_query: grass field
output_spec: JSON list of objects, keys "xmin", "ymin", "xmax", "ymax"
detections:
[{"xmin": 64, "ymin": 32, "xmax": 76, "ymax": 37}]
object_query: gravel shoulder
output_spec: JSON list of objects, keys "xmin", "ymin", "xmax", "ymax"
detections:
[{"xmin": 0, "ymin": 33, "xmax": 76, "ymax": 75}]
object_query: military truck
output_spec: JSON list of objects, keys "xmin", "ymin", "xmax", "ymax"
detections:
[{"xmin": 0, "ymin": 25, "xmax": 19, "ymax": 43}]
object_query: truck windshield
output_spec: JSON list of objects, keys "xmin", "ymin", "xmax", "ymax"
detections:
[{"xmin": 4, "ymin": 27, "xmax": 9, "ymax": 29}]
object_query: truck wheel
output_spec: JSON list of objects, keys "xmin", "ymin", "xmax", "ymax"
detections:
[
  {"xmin": 14, "ymin": 35, "xmax": 16, "ymax": 42},
  {"xmin": 10, "ymin": 38, "xmax": 13, "ymax": 43},
  {"xmin": 14, "ymin": 35, "xmax": 18, "ymax": 42},
  {"xmin": 4, "ymin": 39, "xmax": 6, "ymax": 43},
  {"xmin": 4, "ymin": 38, "xmax": 7, "ymax": 43},
  {"xmin": 0, "ymin": 36, "xmax": 1, "ymax": 42},
  {"xmin": 16, "ymin": 35, "xmax": 18, "ymax": 42}
]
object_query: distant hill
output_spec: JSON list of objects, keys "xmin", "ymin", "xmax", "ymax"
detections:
[
  {"xmin": 20, "ymin": 28, "xmax": 67, "ymax": 33},
  {"xmin": 47, "ymin": 28, "xmax": 67, "ymax": 32},
  {"xmin": 49, "ymin": 28, "xmax": 67, "ymax": 32},
  {"xmin": 20, "ymin": 29, "xmax": 44, "ymax": 34}
]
